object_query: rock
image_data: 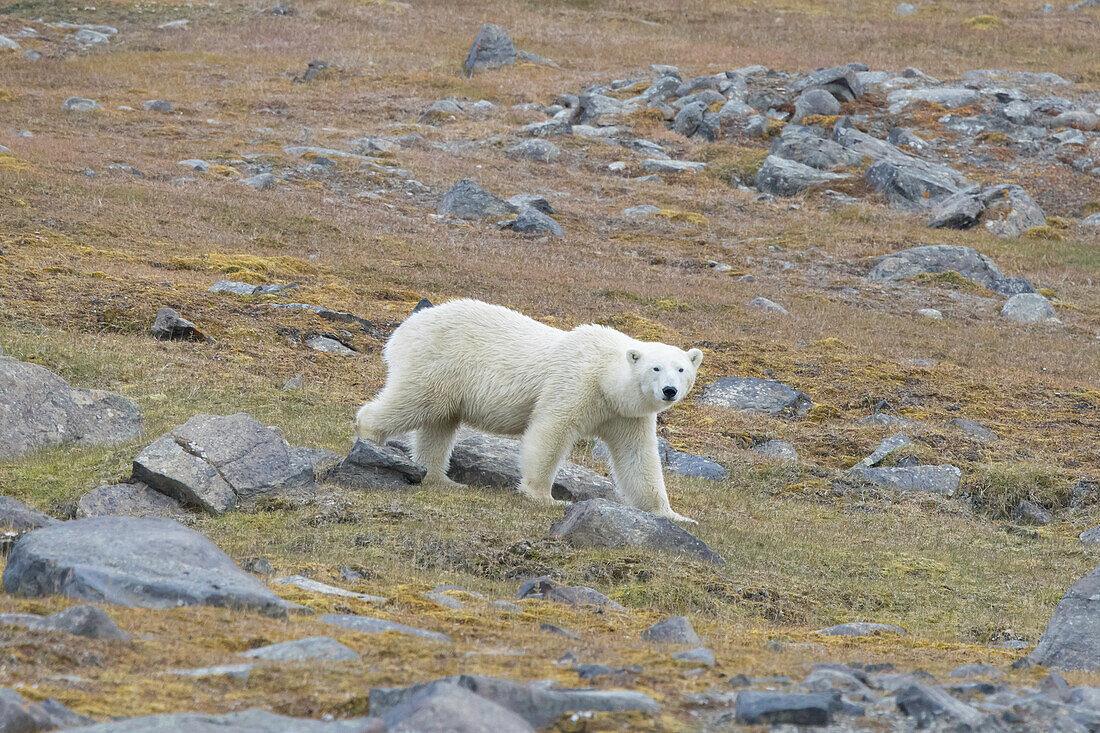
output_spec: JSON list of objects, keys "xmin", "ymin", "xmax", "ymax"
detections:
[
  {"xmin": 805, "ymin": 64, "xmax": 864, "ymax": 102},
  {"xmin": 793, "ymin": 89, "xmax": 841, "ymax": 123},
  {"xmin": 576, "ymin": 93, "xmax": 627, "ymax": 124},
  {"xmin": 319, "ymin": 613, "xmax": 450, "ymax": 642},
  {"xmin": 142, "ymin": 99, "xmax": 173, "ymax": 112},
  {"xmin": 171, "ymin": 663, "xmax": 257, "ymax": 681},
  {"xmin": 305, "ymin": 335, "xmax": 355, "ymax": 355},
  {"xmin": 672, "ymin": 101, "xmax": 707, "ymax": 137},
  {"xmin": 1083, "ymin": 213, "xmax": 1100, "ymax": 227},
  {"xmin": 516, "ymin": 575, "xmax": 624, "ymax": 609},
  {"xmin": 0, "ymin": 35, "xmax": 20, "ymax": 50},
  {"xmin": 0, "ymin": 496, "xmax": 59, "ymax": 532},
  {"xmin": 640, "ymin": 159, "xmax": 706, "ymax": 174},
  {"xmin": 520, "ymin": 119, "xmax": 573, "ymax": 137},
  {"xmin": 382, "ymin": 684, "xmax": 535, "ymax": 733},
  {"xmin": 506, "ymin": 194, "xmax": 555, "ymax": 215},
  {"xmin": 61, "ymin": 710, "xmax": 379, "ymax": 732},
  {"xmin": 0, "ymin": 356, "xmax": 143, "ymax": 460},
  {"xmin": 550, "ymin": 499, "xmax": 724, "ymax": 564},
  {"xmin": 133, "ymin": 413, "xmax": 320, "ymax": 514},
  {"xmin": 641, "ymin": 616, "xmax": 701, "ymax": 645},
  {"xmin": 718, "ymin": 99, "xmax": 754, "ymax": 128},
  {"xmin": 25, "ymin": 604, "xmax": 128, "ymax": 640},
  {"xmin": 506, "ymin": 139, "xmax": 559, "ymax": 162},
  {"xmin": 948, "ymin": 418, "xmax": 997, "ymax": 442},
  {"xmin": 895, "ymin": 682, "xmax": 985, "ymax": 728},
  {"xmin": 929, "ymin": 187, "xmax": 985, "ymax": 229},
  {"xmin": 816, "ymin": 622, "xmax": 907, "ymax": 637},
  {"xmin": 1012, "ymin": 500, "xmax": 1052, "ymax": 526},
  {"xmin": 505, "ymin": 207, "xmax": 563, "ymax": 237},
  {"xmin": 76, "ymin": 482, "xmax": 189, "ymax": 519},
  {"xmin": 62, "ymin": 97, "xmax": 102, "ymax": 112},
  {"xmin": 982, "ymin": 184, "xmax": 1046, "ymax": 238},
  {"xmin": 950, "ymin": 663, "xmax": 1004, "ymax": 679},
  {"xmin": 672, "ymin": 647, "xmax": 715, "ymax": 666},
  {"xmin": 327, "ymin": 438, "xmax": 426, "ymax": 491},
  {"xmin": 769, "ymin": 131, "xmax": 861, "ymax": 170},
  {"xmin": 747, "ymin": 296, "xmax": 789, "ymax": 315},
  {"xmin": 210, "ymin": 280, "xmax": 258, "ymax": 295},
  {"xmin": 735, "ymin": 691, "xmax": 833, "ymax": 726},
  {"xmin": 864, "ymin": 157, "xmax": 970, "ymax": 209},
  {"xmin": 438, "ymin": 178, "xmax": 514, "ymax": 220},
  {"xmin": 754, "ymin": 155, "xmax": 852, "ymax": 196},
  {"xmin": 540, "ymin": 622, "xmax": 578, "ymax": 638},
  {"xmin": 752, "ymin": 439, "xmax": 799, "ymax": 462},
  {"xmin": 698, "ymin": 376, "xmax": 812, "ymax": 416},
  {"xmin": 848, "ymin": 465, "xmax": 962, "ymax": 494},
  {"xmin": 240, "ymin": 636, "xmax": 359, "ymax": 662},
  {"xmin": 895, "ymin": 2, "xmax": 917, "ymax": 15},
  {"xmin": 888, "ymin": 126, "xmax": 927, "ymax": 151},
  {"xmin": 423, "ymin": 591, "xmax": 466, "ymax": 610},
  {"xmin": 857, "ymin": 412, "xmax": 918, "ymax": 429},
  {"xmin": 3, "ymin": 516, "xmax": 294, "ymax": 617},
  {"xmin": 664, "ymin": 449, "xmax": 726, "ymax": 480},
  {"xmin": 1001, "ymin": 293, "xmax": 1056, "ymax": 323},
  {"xmin": 150, "ymin": 307, "xmax": 208, "ymax": 341},
  {"xmin": 887, "ymin": 87, "xmax": 980, "ymax": 110},
  {"xmin": 0, "ymin": 688, "xmax": 93, "ymax": 732},
  {"xmin": 420, "ymin": 98, "xmax": 464, "ymax": 123},
  {"xmin": 241, "ymin": 173, "xmax": 275, "ymax": 190},
  {"xmin": 74, "ymin": 28, "xmax": 109, "ymax": 44},
  {"xmin": 271, "ymin": 575, "xmax": 386, "ymax": 604},
  {"xmin": 369, "ymin": 675, "xmax": 659, "ymax": 730},
  {"xmin": 867, "ymin": 244, "xmax": 1030, "ymax": 295},
  {"xmin": 918, "ymin": 308, "xmax": 943, "ymax": 319},
  {"xmin": 464, "ymin": 23, "xmax": 516, "ymax": 75},
  {"xmin": 851, "ymin": 433, "xmax": 911, "ymax": 469},
  {"xmin": 1080, "ymin": 526, "xmax": 1100, "ymax": 544}
]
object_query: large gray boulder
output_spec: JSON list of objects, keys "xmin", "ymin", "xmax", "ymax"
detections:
[
  {"xmin": 1001, "ymin": 293, "xmax": 1056, "ymax": 323},
  {"xmin": 463, "ymin": 23, "xmax": 515, "ymax": 75},
  {"xmin": 867, "ymin": 244, "xmax": 1033, "ymax": 295},
  {"xmin": 76, "ymin": 482, "xmax": 189, "ymax": 520},
  {"xmin": 755, "ymin": 155, "xmax": 852, "ymax": 196},
  {"xmin": 505, "ymin": 207, "xmax": 564, "ymax": 237},
  {"xmin": 848, "ymin": 465, "xmax": 961, "ymax": 494},
  {"xmin": 326, "ymin": 438, "xmax": 426, "ymax": 491},
  {"xmin": 792, "ymin": 89, "xmax": 841, "ymax": 123},
  {"xmin": 864, "ymin": 157, "xmax": 970, "ymax": 209},
  {"xmin": 769, "ymin": 130, "xmax": 861, "ymax": 171},
  {"xmin": 1030, "ymin": 564, "xmax": 1100, "ymax": 670},
  {"xmin": 2, "ymin": 517, "xmax": 294, "ymax": 617},
  {"xmin": 0, "ymin": 496, "xmax": 60, "ymax": 532},
  {"xmin": 805, "ymin": 64, "xmax": 864, "ymax": 102},
  {"xmin": 381, "ymin": 684, "xmax": 535, "ymax": 733},
  {"xmin": 438, "ymin": 179, "xmax": 515, "ymax": 220},
  {"xmin": 515, "ymin": 575, "xmax": 624, "ymax": 609},
  {"xmin": 0, "ymin": 356, "xmax": 143, "ymax": 460},
  {"xmin": 672, "ymin": 101, "xmax": 707, "ymax": 137},
  {"xmin": 0, "ymin": 688, "xmax": 93, "ymax": 732},
  {"xmin": 132, "ymin": 413, "xmax": 320, "ymax": 514},
  {"xmin": 369, "ymin": 675, "xmax": 659, "ymax": 730},
  {"xmin": 61, "ymin": 710, "xmax": 381, "ymax": 732},
  {"xmin": 240, "ymin": 636, "xmax": 359, "ymax": 662},
  {"xmin": 698, "ymin": 377, "xmax": 812, "ymax": 416},
  {"xmin": 550, "ymin": 499, "xmax": 724, "ymax": 564},
  {"xmin": 982, "ymin": 184, "xmax": 1046, "ymax": 238}
]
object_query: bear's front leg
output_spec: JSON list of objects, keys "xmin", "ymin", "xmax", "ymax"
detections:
[
  {"xmin": 601, "ymin": 415, "xmax": 696, "ymax": 524},
  {"xmin": 518, "ymin": 415, "xmax": 576, "ymax": 505}
]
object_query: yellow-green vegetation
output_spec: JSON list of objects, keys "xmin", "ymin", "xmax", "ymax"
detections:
[
  {"xmin": 963, "ymin": 15, "xmax": 1004, "ymax": 30},
  {"xmin": 912, "ymin": 270, "xmax": 992, "ymax": 293}
]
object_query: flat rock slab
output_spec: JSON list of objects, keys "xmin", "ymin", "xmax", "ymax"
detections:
[
  {"xmin": 0, "ymin": 496, "xmax": 60, "ymax": 532},
  {"xmin": 550, "ymin": 499, "xmax": 724, "ymax": 564},
  {"xmin": 867, "ymin": 244, "xmax": 1030, "ymax": 296},
  {"xmin": 0, "ymin": 604, "xmax": 129, "ymax": 640},
  {"xmin": 515, "ymin": 575, "xmax": 625, "ymax": 610},
  {"xmin": 2, "ymin": 516, "xmax": 294, "ymax": 618},
  {"xmin": 642, "ymin": 616, "xmax": 701, "ymax": 645},
  {"xmin": 133, "ymin": 413, "xmax": 320, "ymax": 514},
  {"xmin": 851, "ymin": 434, "xmax": 911, "ymax": 469},
  {"xmin": 168, "ymin": 663, "xmax": 256, "ymax": 680},
  {"xmin": 240, "ymin": 636, "xmax": 358, "ymax": 662},
  {"xmin": 698, "ymin": 377, "xmax": 812, "ymax": 416},
  {"xmin": 76, "ymin": 482, "xmax": 190, "ymax": 520},
  {"xmin": 62, "ymin": 710, "xmax": 381, "ymax": 732},
  {"xmin": 894, "ymin": 682, "xmax": 984, "ymax": 728},
  {"xmin": 848, "ymin": 465, "xmax": 961, "ymax": 495},
  {"xmin": 326, "ymin": 438, "xmax": 426, "ymax": 490},
  {"xmin": 0, "ymin": 688, "xmax": 94, "ymax": 731},
  {"xmin": 1028, "ymin": 562, "xmax": 1100, "ymax": 671},
  {"xmin": 816, "ymin": 622, "xmax": 907, "ymax": 637},
  {"xmin": 735, "ymin": 691, "xmax": 834, "ymax": 726},
  {"xmin": 271, "ymin": 575, "xmax": 387, "ymax": 604},
  {"xmin": 672, "ymin": 647, "xmax": 715, "ymax": 666},
  {"xmin": 383, "ymin": 684, "xmax": 535, "ymax": 733},
  {"xmin": 0, "ymin": 356, "xmax": 143, "ymax": 460},
  {"xmin": 319, "ymin": 613, "xmax": 450, "ymax": 642},
  {"xmin": 370, "ymin": 674, "xmax": 659, "ymax": 730}
]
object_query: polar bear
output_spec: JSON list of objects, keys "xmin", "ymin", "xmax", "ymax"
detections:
[{"xmin": 354, "ymin": 299, "xmax": 703, "ymax": 523}]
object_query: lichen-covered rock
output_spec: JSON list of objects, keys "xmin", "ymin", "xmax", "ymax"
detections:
[
  {"xmin": 1001, "ymin": 293, "xmax": 1056, "ymax": 323},
  {"xmin": 755, "ymin": 155, "xmax": 852, "ymax": 196},
  {"xmin": 515, "ymin": 575, "xmax": 625, "ymax": 609},
  {"xmin": 0, "ymin": 496, "xmax": 60, "ymax": 532},
  {"xmin": 438, "ymin": 179, "xmax": 515, "ymax": 220},
  {"xmin": 76, "ymin": 482, "xmax": 189, "ymax": 520},
  {"xmin": 698, "ymin": 377, "xmax": 812, "ymax": 416},
  {"xmin": 848, "ymin": 465, "xmax": 961, "ymax": 494},
  {"xmin": 326, "ymin": 438, "xmax": 426, "ymax": 491},
  {"xmin": 867, "ymin": 244, "xmax": 1033, "ymax": 295},
  {"xmin": 463, "ymin": 23, "xmax": 515, "ymax": 75}
]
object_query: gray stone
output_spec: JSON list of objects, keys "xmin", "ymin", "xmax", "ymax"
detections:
[
  {"xmin": 717, "ymin": 99, "xmax": 754, "ymax": 128},
  {"xmin": 151, "ymin": 307, "xmax": 207, "ymax": 341},
  {"xmin": 382, "ymin": 684, "xmax": 535, "ymax": 733},
  {"xmin": 887, "ymin": 87, "xmax": 980, "ymax": 110},
  {"xmin": 438, "ymin": 178, "xmax": 514, "ymax": 220},
  {"xmin": 319, "ymin": 613, "xmax": 450, "ymax": 642},
  {"xmin": 62, "ymin": 97, "xmax": 101, "ymax": 112},
  {"xmin": 240, "ymin": 636, "xmax": 358, "ymax": 662},
  {"xmin": 755, "ymin": 155, "xmax": 852, "ymax": 196},
  {"xmin": 3, "ymin": 516, "xmax": 294, "ymax": 617},
  {"xmin": 752, "ymin": 439, "xmax": 799, "ymax": 462},
  {"xmin": 0, "ymin": 34, "xmax": 19, "ymax": 50},
  {"xmin": 32, "ymin": 604, "xmax": 128, "ymax": 639},
  {"xmin": 76, "ymin": 482, "xmax": 189, "ymax": 520},
  {"xmin": 948, "ymin": 418, "xmax": 997, "ymax": 442},
  {"xmin": 0, "ymin": 496, "xmax": 59, "ymax": 532},
  {"xmin": 142, "ymin": 99, "xmax": 173, "ymax": 112},
  {"xmin": 848, "ymin": 465, "xmax": 962, "ymax": 494},
  {"xmin": 864, "ymin": 157, "xmax": 970, "ymax": 209},
  {"xmin": 769, "ymin": 131, "xmax": 861, "ymax": 171},
  {"xmin": 0, "ymin": 356, "xmax": 143, "ymax": 460},
  {"xmin": 1012, "ymin": 500, "xmax": 1052, "ymax": 526},
  {"xmin": 867, "ymin": 244, "xmax": 1016, "ymax": 292},
  {"xmin": 888, "ymin": 126, "xmax": 927, "ymax": 151},
  {"xmin": 929, "ymin": 187, "xmax": 985, "ymax": 230},
  {"xmin": 665, "ymin": 449, "xmax": 726, "ymax": 480},
  {"xmin": 895, "ymin": 682, "xmax": 985, "ymax": 728},
  {"xmin": 168, "ymin": 664, "xmax": 255, "ymax": 680},
  {"xmin": 506, "ymin": 139, "xmax": 559, "ymax": 162},
  {"xmin": 747, "ymin": 296, "xmax": 788, "ymax": 315},
  {"xmin": 1083, "ymin": 213, "xmax": 1100, "ymax": 227},
  {"xmin": 982, "ymin": 184, "xmax": 1046, "ymax": 238},
  {"xmin": 672, "ymin": 101, "xmax": 707, "ymax": 138},
  {"xmin": 520, "ymin": 119, "xmax": 573, "ymax": 137},
  {"xmin": 895, "ymin": 2, "xmax": 917, "ymax": 15},
  {"xmin": 210, "ymin": 280, "xmax": 258, "ymax": 295},
  {"xmin": 852, "ymin": 433, "xmax": 912, "ymax": 469},
  {"xmin": 327, "ymin": 438, "xmax": 426, "ymax": 491},
  {"xmin": 306, "ymin": 335, "xmax": 355, "ymax": 355},
  {"xmin": 241, "ymin": 173, "xmax": 275, "ymax": 190},
  {"xmin": 492, "ymin": 600, "xmax": 522, "ymax": 613},
  {"xmin": 515, "ymin": 575, "xmax": 624, "ymax": 609},
  {"xmin": 640, "ymin": 159, "xmax": 705, "ymax": 174},
  {"xmin": 918, "ymin": 308, "xmax": 943, "ymax": 319},
  {"xmin": 1001, "ymin": 293, "xmax": 1056, "ymax": 323},
  {"xmin": 269, "ymin": 302, "xmax": 373, "ymax": 331},
  {"xmin": 271, "ymin": 575, "xmax": 386, "ymax": 604},
  {"xmin": 369, "ymin": 675, "xmax": 658, "ymax": 729},
  {"xmin": 816, "ymin": 622, "xmax": 907, "ymax": 637},
  {"xmin": 856, "ymin": 413, "xmax": 919, "ymax": 429},
  {"xmin": 950, "ymin": 663, "xmax": 1004, "ymax": 679},
  {"xmin": 793, "ymin": 89, "xmax": 841, "ymax": 123},
  {"xmin": 506, "ymin": 207, "xmax": 563, "ymax": 237},
  {"xmin": 736, "ymin": 691, "xmax": 833, "ymax": 726},
  {"xmin": 506, "ymin": 194, "xmax": 555, "ymax": 215},
  {"xmin": 806, "ymin": 64, "xmax": 865, "ymax": 102},
  {"xmin": 0, "ymin": 688, "xmax": 93, "ymax": 732},
  {"xmin": 133, "ymin": 413, "xmax": 319, "ymax": 514},
  {"xmin": 419, "ymin": 99, "xmax": 464, "ymax": 123},
  {"xmin": 698, "ymin": 376, "xmax": 812, "ymax": 416},
  {"xmin": 62, "ymin": 710, "xmax": 379, "ymax": 732},
  {"xmin": 540, "ymin": 622, "xmax": 578, "ymax": 638},
  {"xmin": 641, "ymin": 616, "xmax": 700, "ymax": 645},
  {"xmin": 423, "ymin": 591, "xmax": 466, "ymax": 610},
  {"xmin": 672, "ymin": 647, "xmax": 714, "ymax": 666},
  {"xmin": 550, "ymin": 499, "xmax": 724, "ymax": 564},
  {"xmin": 577, "ymin": 93, "xmax": 628, "ymax": 124},
  {"xmin": 1080, "ymin": 526, "xmax": 1100, "ymax": 544},
  {"xmin": 464, "ymin": 23, "xmax": 516, "ymax": 75}
]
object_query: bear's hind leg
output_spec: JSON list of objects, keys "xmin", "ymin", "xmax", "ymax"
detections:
[{"xmin": 413, "ymin": 419, "xmax": 465, "ymax": 488}]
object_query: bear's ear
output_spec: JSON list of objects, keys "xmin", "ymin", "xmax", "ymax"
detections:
[
  {"xmin": 626, "ymin": 349, "xmax": 642, "ymax": 364},
  {"xmin": 687, "ymin": 348, "xmax": 703, "ymax": 368}
]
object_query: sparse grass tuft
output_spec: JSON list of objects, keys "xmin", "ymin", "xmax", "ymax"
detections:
[
  {"xmin": 912, "ymin": 270, "xmax": 991, "ymax": 293},
  {"xmin": 967, "ymin": 463, "xmax": 1073, "ymax": 519},
  {"xmin": 964, "ymin": 15, "xmax": 1005, "ymax": 30}
]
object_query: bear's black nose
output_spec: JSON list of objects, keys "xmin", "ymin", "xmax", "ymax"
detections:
[{"xmin": 662, "ymin": 386, "xmax": 678, "ymax": 400}]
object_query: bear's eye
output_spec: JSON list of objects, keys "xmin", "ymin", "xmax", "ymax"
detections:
[
  {"xmin": 678, "ymin": 368, "xmax": 684, "ymax": 373},
  {"xmin": 652, "ymin": 366, "xmax": 660, "ymax": 372}
]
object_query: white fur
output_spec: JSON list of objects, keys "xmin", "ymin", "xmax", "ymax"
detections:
[{"xmin": 355, "ymin": 299, "xmax": 703, "ymax": 523}]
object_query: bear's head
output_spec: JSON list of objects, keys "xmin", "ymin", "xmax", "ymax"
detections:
[{"xmin": 626, "ymin": 344, "xmax": 703, "ymax": 411}]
